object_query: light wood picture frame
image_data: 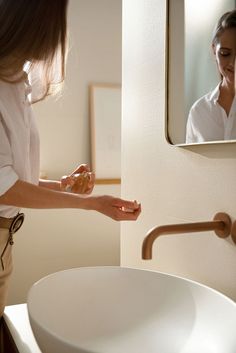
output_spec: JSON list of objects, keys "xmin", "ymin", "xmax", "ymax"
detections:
[{"xmin": 89, "ymin": 83, "xmax": 121, "ymax": 184}]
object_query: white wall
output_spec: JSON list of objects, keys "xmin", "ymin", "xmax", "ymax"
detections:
[
  {"xmin": 36, "ymin": 0, "xmax": 122, "ymax": 177},
  {"xmin": 8, "ymin": 0, "xmax": 122, "ymax": 305},
  {"xmin": 121, "ymin": 0, "xmax": 236, "ymax": 301}
]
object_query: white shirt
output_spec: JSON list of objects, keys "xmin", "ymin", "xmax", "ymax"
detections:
[
  {"xmin": 186, "ymin": 84, "xmax": 236, "ymax": 143},
  {"xmin": 0, "ymin": 73, "xmax": 40, "ymax": 217}
]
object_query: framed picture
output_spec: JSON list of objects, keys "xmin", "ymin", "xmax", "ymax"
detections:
[{"xmin": 89, "ymin": 83, "xmax": 121, "ymax": 184}]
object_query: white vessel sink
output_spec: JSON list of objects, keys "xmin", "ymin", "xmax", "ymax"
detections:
[{"xmin": 27, "ymin": 267, "xmax": 236, "ymax": 353}]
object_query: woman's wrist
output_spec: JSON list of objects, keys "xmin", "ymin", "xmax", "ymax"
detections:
[
  {"xmin": 39, "ymin": 179, "xmax": 61, "ymax": 191},
  {"xmin": 77, "ymin": 195, "xmax": 99, "ymax": 211}
]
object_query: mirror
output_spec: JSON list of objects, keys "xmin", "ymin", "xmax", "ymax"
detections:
[{"xmin": 167, "ymin": 0, "xmax": 236, "ymax": 145}]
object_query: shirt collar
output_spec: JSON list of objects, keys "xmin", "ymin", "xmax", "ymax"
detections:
[{"xmin": 209, "ymin": 83, "xmax": 221, "ymax": 103}]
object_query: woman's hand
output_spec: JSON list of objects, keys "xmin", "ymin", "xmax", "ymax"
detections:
[
  {"xmin": 90, "ymin": 195, "xmax": 141, "ymax": 221},
  {"xmin": 71, "ymin": 164, "xmax": 91, "ymax": 175},
  {"xmin": 61, "ymin": 164, "xmax": 95, "ymax": 195}
]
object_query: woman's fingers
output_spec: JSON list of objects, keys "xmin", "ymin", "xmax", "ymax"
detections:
[
  {"xmin": 60, "ymin": 175, "xmax": 75, "ymax": 191},
  {"xmin": 70, "ymin": 164, "xmax": 91, "ymax": 176},
  {"xmin": 94, "ymin": 196, "xmax": 141, "ymax": 221}
]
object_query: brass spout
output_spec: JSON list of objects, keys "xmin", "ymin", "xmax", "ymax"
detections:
[{"xmin": 142, "ymin": 212, "xmax": 231, "ymax": 260}]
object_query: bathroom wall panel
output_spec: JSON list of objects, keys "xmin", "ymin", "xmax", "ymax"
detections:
[{"xmin": 121, "ymin": 0, "xmax": 236, "ymax": 300}]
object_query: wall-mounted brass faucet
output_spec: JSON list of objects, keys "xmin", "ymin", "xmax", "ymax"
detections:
[{"xmin": 142, "ymin": 213, "xmax": 232, "ymax": 260}]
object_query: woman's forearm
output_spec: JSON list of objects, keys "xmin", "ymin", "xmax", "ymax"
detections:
[
  {"xmin": 0, "ymin": 180, "xmax": 91, "ymax": 210},
  {"xmin": 39, "ymin": 178, "xmax": 61, "ymax": 191},
  {"xmin": 0, "ymin": 180, "xmax": 141, "ymax": 221}
]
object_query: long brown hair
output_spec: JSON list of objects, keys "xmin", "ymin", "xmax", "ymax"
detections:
[{"xmin": 0, "ymin": 0, "xmax": 68, "ymax": 103}]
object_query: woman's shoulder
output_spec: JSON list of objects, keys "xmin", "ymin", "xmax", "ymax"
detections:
[
  {"xmin": 190, "ymin": 86, "xmax": 219, "ymax": 113},
  {"xmin": 0, "ymin": 71, "xmax": 28, "ymax": 97}
]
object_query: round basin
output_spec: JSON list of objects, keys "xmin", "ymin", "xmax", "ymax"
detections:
[{"xmin": 27, "ymin": 266, "xmax": 236, "ymax": 353}]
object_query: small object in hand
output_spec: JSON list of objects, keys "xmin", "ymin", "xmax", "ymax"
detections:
[
  {"xmin": 61, "ymin": 172, "xmax": 93, "ymax": 193},
  {"xmin": 121, "ymin": 200, "xmax": 140, "ymax": 213}
]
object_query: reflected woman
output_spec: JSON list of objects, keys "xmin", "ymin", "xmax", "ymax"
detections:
[{"xmin": 186, "ymin": 9, "xmax": 236, "ymax": 143}]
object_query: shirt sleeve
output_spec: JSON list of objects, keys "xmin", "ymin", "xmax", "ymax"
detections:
[{"xmin": 0, "ymin": 113, "xmax": 19, "ymax": 196}]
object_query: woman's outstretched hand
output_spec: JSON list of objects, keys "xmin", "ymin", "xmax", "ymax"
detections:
[{"xmin": 91, "ymin": 195, "xmax": 141, "ymax": 221}]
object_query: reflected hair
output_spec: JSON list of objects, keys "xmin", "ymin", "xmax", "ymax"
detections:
[
  {"xmin": 212, "ymin": 9, "xmax": 236, "ymax": 45},
  {"xmin": 0, "ymin": 0, "xmax": 68, "ymax": 103}
]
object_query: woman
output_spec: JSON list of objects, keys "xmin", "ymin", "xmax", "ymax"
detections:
[
  {"xmin": 186, "ymin": 9, "xmax": 236, "ymax": 143},
  {"xmin": 0, "ymin": 0, "xmax": 141, "ymax": 316}
]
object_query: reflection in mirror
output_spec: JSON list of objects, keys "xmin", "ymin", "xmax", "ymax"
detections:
[{"xmin": 167, "ymin": 0, "xmax": 236, "ymax": 145}]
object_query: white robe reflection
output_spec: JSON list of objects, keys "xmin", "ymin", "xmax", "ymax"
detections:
[{"xmin": 186, "ymin": 84, "xmax": 236, "ymax": 143}]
